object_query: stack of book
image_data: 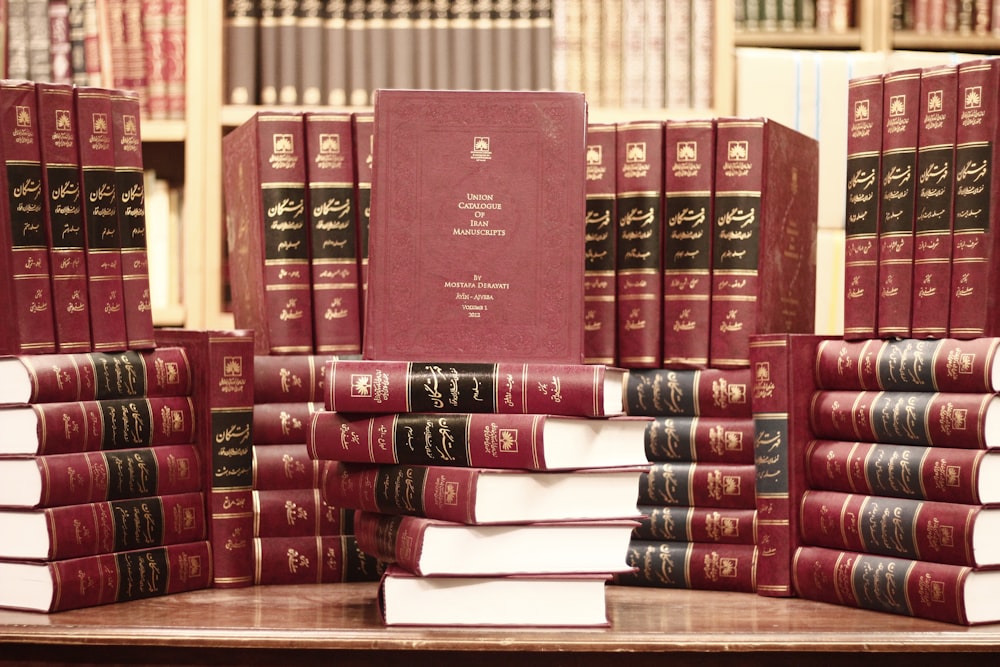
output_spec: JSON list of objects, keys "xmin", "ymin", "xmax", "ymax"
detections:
[{"xmin": 307, "ymin": 358, "xmax": 650, "ymax": 626}]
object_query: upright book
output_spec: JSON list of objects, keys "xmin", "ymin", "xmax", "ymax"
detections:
[
  {"xmin": 583, "ymin": 122, "xmax": 617, "ymax": 366},
  {"xmin": 364, "ymin": 89, "xmax": 587, "ymax": 364}
]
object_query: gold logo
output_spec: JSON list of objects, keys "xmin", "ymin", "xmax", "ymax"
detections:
[
  {"xmin": 15, "ymin": 105, "xmax": 31, "ymax": 128},
  {"xmin": 727, "ymin": 140, "xmax": 748, "ymax": 161},
  {"xmin": 92, "ymin": 112, "xmax": 108, "ymax": 134},
  {"xmin": 471, "ymin": 136, "xmax": 491, "ymax": 162},
  {"xmin": 889, "ymin": 94, "xmax": 906, "ymax": 117},
  {"xmin": 273, "ymin": 132, "xmax": 294, "ymax": 154},
  {"xmin": 223, "ymin": 355, "xmax": 243, "ymax": 378},
  {"xmin": 626, "ymin": 141, "xmax": 646, "ymax": 164},
  {"xmin": 350, "ymin": 373, "xmax": 373, "ymax": 398},
  {"xmin": 56, "ymin": 109, "xmax": 72, "ymax": 131},
  {"xmin": 854, "ymin": 99, "xmax": 869, "ymax": 122},
  {"xmin": 586, "ymin": 144, "xmax": 602, "ymax": 166},
  {"xmin": 319, "ymin": 132, "xmax": 340, "ymax": 155},
  {"xmin": 965, "ymin": 85, "xmax": 982, "ymax": 110},
  {"xmin": 676, "ymin": 141, "xmax": 697, "ymax": 162}
]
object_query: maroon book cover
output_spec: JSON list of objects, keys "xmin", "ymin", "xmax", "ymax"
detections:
[
  {"xmin": 639, "ymin": 462, "xmax": 758, "ymax": 509},
  {"xmin": 634, "ymin": 505, "xmax": 758, "ymax": 545},
  {"xmin": 709, "ymin": 117, "xmax": 818, "ymax": 368},
  {"xmin": 143, "ymin": 0, "xmax": 169, "ymax": 119},
  {"xmin": 624, "ymin": 367, "xmax": 752, "ymax": 418},
  {"xmin": 253, "ymin": 353, "xmax": 336, "ymax": 404},
  {"xmin": 36, "ymin": 81, "xmax": 91, "ymax": 353},
  {"xmin": 156, "ymin": 328, "xmax": 256, "ymax": 589},
  {"xmin": 76, "ymin": 85, "xmax": 128, "ymax": 352},
  {"xmin": 0, "ymin": 79, "xmax": 57, "ymax": 355},
  {"xmin": 222, "ymin": 112, "xmax": 314, "ymax": 355},
  {"xmin": 814, "ymin": 336, "xmax": 1000, "ymax": 393},
  {"xmin": 364, "ymin": 89, "xmax": 587, "ymax": 364},
  {"xmin": 163, "ymin": 0, "xmax": 185, "ymax": 119},
  {"xmin": 252, "ymin": 442, "xmax": 322, "ymax": 491},
  {"xmin": 614, "ymin": 539, "xmax": 757, "ymax": 593},
  {"xmin": 843, "ymin": 73, "xmax": 884, "ymax": 340},
  {"xmin": 876, "ymin": 68, "xmax": 921, "ymax": 338},
  {"xmin": 252, "ymin": 401, "xmax": 322, "ymax": 445},
  {"xmin": 662, "ymin": 118, "xmax": 715, "ymax": 368},
  {"xmin": 252, "ymin": 487, "xmax": 346, "ymax": 538},
  {"xmin": 253, "ymin": 534, "xmax": 384, "ymax": 585},
  {"xmin": 111, "ymin": 88, "xmax": 155, "ymax": 350},
  {"xmin": 303, "ymin": 111, "xmax": 363, "ymax": 355},
  {"xmin": 615, "ymin": 120, "xmax": 664, "ymax": 369},
  {"xmin": 950, "ymin": 58, "xmax": 1000, "ymax": 337},
  {"xmin": 351, "ymin": 111, "xmax": 373, "ymax": 328},
  {"xmin": 643, "ymin": 416, "xmax": 755, "ymax": 464},
  {"xmin": 584, "ymin": 123, "xmax": 617, "ymax": 366}
]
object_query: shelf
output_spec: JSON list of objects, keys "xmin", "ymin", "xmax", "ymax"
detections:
[
  {"xmin": 141, "ymin": 119, "xmax": 187, "ymax": 143},
  {"xmin": 735, "ymin": 29, "xmax": 863, "ymax": 50},
  {"xmin": 892, "ymin": 31, "xmax": 1000, "ymax": 53}
]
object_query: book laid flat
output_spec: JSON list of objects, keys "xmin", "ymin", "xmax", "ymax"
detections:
[
  {"xmin": 253, "ymin": 353, "xmax": 338, "ymax": 404},
  {"xmin": 253, "ymin": 534, "xmax": 385, "ymax": 586},
  {"xmin": 364, "ymin": 89, "xmax": 587, "ymax": 364},
  {"xmin": 308, "ymin": 412, "xmax": 650, "ymax": 470},
  {"xmin": 252, "ymin": 401, "xmax": 322, "ymax": 445},
  {"xmin": 624, "ymin": 367, "xmax": 751, "ymax": 418},
  {"xmin": 377, "ymin": 566, "xmax": 611, "ymax": 627},
  {"xmin": 354, "ymin": 511, "xmax": 635, "ymax": 577},
  {"xmin": 643, "ymin": 416, "xmax": 755, "ymax": 464},
  {"xmin": 638, "ymin": 462, "xmax": 757, "ymax": 510},
  {"xmin": 325, "ymin": 359, "xmax": 626, "ymax": 417},
  {"xmin": 634, "ymin": 505, "xmax": 758, "ymax": 545},
  {"xmin": 613, "ymin": 539, "xmax": 758, "ymax": 593}
]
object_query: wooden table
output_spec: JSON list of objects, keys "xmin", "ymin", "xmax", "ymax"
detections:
[{"xmin": 1, "ymin": 583, "xmax": 998, "ymax": 666}]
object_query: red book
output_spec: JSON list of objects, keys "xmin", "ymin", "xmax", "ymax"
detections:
[
  {"xmin": 814, "ymin": 337, "xmax": 1000, "ymax": 393},
  {"xmin": 162, "ymin": 0, "xmax": 185, "ymax": 119},
  {"xmin": 843, "ymin": 73, "xmax": 884, "ymax": 340},
  {"xmin": 253, "ymin": 353, "xmax": 337, "ymax": 404},
  {"xmin": 252, "ymin": 401, "xmax": 322, "ymax": 445},
  {"xmin": 910, "ymin": 65, "xmax": 958, "ymax": 338},
  {"xmin": 615, "ymin": 120, "xmax": 664, "ymax": 369},
  {"xmin": 950, "ymin": 58, "xmax": 1000, "ymax": 337},
  {"xmin": 303, "ymin": 111, "xmax": 363, "ymax": 355},
  {"xmin": 0, "ymin": 541, "xmax": 212, "ymax": 613},
  {"xmin": 0, "ymin": 491, "xmax": 206, "ymax": 561},
  {"xmin": 252, "ymin": 442, "xmax": 322, "ymax": 491},
  {"xmin": 613, "ymin": 539, "xmax": 758, "ymax": 593},
  {"xmin": 662, "ymin": 118, "xmax": 715, "ymax": 368},
  {"xmin": 639, "ymin": 462, "xmax": 758, "ymax": 509},
  {"xmin": 799, "ymin": 489, "xmax": 1000, "ymax": 569},
  {"xmin": 809, "ymin": 389, "xmax": 1000, "ymax": 449},
  {"xmin": 0, "ymin": 443, "xmax": 203, "ymax": 509},
  {"xmin": 308, "ymin": 411, "xmax": 649, "ymax": 470},
  {"xmin": 253, "ymin": 534, "xmax": 384, "ymax": 585},
  {"xmin": 583, "ymin": 122, "xmax": 617, "ymax": 365},
  {"xmin": 643, "ymin": 416, "xmax": 755, "ymax": 464},
  {"xmin": 364, "ymin": 89, "xmax": 586, "ymax": 364},
  {"xmin": 876, "ymin": 68, "xmax": 922, "ymax": 338},
  {"xmin": 792, "ymin": 545, "xmax": 1000, "ymax": 625},
  {"xmin": 252, "ymin": 487, "xmax": 346, "ymax": 538},
  {"xmin": 325, "ymin": 359, "xmax": 626, "ymax": 417},
  {"xmin": 0, "ymin": 346, "xmax": 192, "ymax": 405},
  {"xmin": 634, "ymin": 505, "xmax": 758, "ymax": 545},
  {"xmin": 709, "ymin": 117, "xmax": 818, "ymax": 368},
  {"xmin": 156, "ymin": 328, "xmax": 256, "ymax": 589},
  {"xmin": 804, "ymin": 439, "xmax": 1000, "ymax": 505},
  {"xmin": 222, "ymin": 112, "xmax": 314, "ymax": 355},
  {"xmin": 624, "ymin": 367, "xmax": 752, "ymax": 418},
  {"xmin": 0, "ymin": 80, "xmax": 57, "ymax": 355},
  {"xmin": 351, "ymin": 111, "xmax": 373, "ymax": 327},
  {"xmin": 142, "ymin": 0, "xmax": 169, "ymax": 120},
  {"xmin": 321, "ymin": 461, "xmax": 644, "ymax": 524},
  {"xmin": 36, "ymin": 81, "xmax": 91, "ymax": 353},
  {"xmin": 76, "ymin": 85, "xmax": 127, "ymax": 352},
  {"xmin": 111, "ymin": 89, "xmax": 155, "ymax": 350},
  {"xmin": 0, "ymin": 395, "xmax": 196, "ymax": 456}
]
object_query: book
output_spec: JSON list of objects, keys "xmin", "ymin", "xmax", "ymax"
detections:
[
  {"xmin": 252, "ymin": 487, "xmax": 346, "ymax": 538},
  {"xmin": 322, "ymin": 461, "xmax": 644, "ymax": 525},
  {"xmin": 809, "ymin": 389, "xmax": 1000, "ymax": 449},
  {"xmin": 634, "ymin": 505, "xmax": 758, "ymax": 544},
  {"xmin": 804, "ymin": 439, "xmax": 1000, "ymax": 505},
  {"xmin": 253, "ymin": 534, "xmax": 385, "ymax": 585},
  {"xmin": 377, "ymin": 565, "xmax": 611, "ymax": 627},
  {"xmin": 351, "ymin": 111, "xmax": 373, "ymax": 327},
  {"xmin": 583, "ymin": 122, "xmax": 617, "ymax": 366},
  {"xmin": 709, "ymin": 117, "xmax": 818, "ymax": 368},
  {"xmin": 792, "ymin": 545, "xmax": 1000, "ymax": 625},
  {"xmin": 253, "ymin": 353, "xmax": 336, "ymax": 404},
  {"xmin": 142, "ymin": 0, "xmax": 169, "ymax": 120},
  {"xmin": 0, "ymin": 395, "xmax": 196, "ymax": 456},
  {"xmin": 842, "ymin": 73, "xmax": 884, "ymax": 340},
  {"xmin": 354, "ymin": 511, "xmax": 635, "ymax": 577},
  {"xmin": 612, "ymin": 539, "xmax": 758, "ymax": 593},
  {"xmin": 322, "ymin": 0, "xmax": 347, "ymax": 105},
  {"xmin": 303, "ymin": 111, "xmax": 363, "ymax": 356},
  {"xmin": 814, "ymin": 337, "xmax": 1000, "ymax": 393},
  {"xmin": 615, "ymin": 120, "xmax": 664, "ymax": 369},
  {"xmin": 36, "ymin": 81, "xmax": 91, "ymax": 353},
  {"xmin": 0, "ymin": 540, "xmax": 211, "ymax": 613},
  {"xmin": 661, "ymin": 118, "xmax": 715, "ymax": 369},
  {"xmin": 799, "ymin": 488, "xmax": 1000, "ymax": 568},
  {"xmin": 643, "ymin": 416, "xmax": 755, "ymax": 464},
  {"xmin": 258, "ymin": 0, "xmax": 279, "ymax": 105},
  {"xmin": 364, "ymin": 89, "xmax": 587, "ymax": 364},
  {"xmin": 638, "ymin": 462, "xmax": 758, "ymax": 509},
  {"xmin": 325, "ymin": 359, "xmax": 626, "ymax": 417},
  {"xmin": 0, "ymin": 443, "xmax": 203, "ymax": 509},
  {"xmin": 222, "ymin": 111, "xmax": 314, "ymax": 355},
  {"xmin": 0, "ymin": 79, "xmax": 57, "ymax": 355},
  {"xmin": 162, "ymin": 0, "xmax": 185, "ymax": 119},
  {"xmin": 623, "ymin": 367, "xmax": 752, "ymax": 418},
  {"xmin": 252, "ymin": 401, "xmax": 321, "ymax": 445},
  {"xmin": 0, "ymin": 491, "xmax": 206, "ymax": 561},
  {"xmin": 252, "ymin": 442, "xmax": 322, "ymax": 491},
  {"xmin": 308, "ymin": 411, "xmax": 650, "ymax": 470},
  {"xmin": 0, "ymin": 346, "xmax": 192, "ymax": 405},
  {"xmin": 296, "ymin": 0, "xmax": 324, "ymax": 105}
]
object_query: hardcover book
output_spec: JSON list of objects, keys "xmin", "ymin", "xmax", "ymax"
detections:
[
  {"xmin": 351, "ymin": 111, "xmax": 372, "ymax": 325},
  {"xmin": 613, "ymin": 539, "xmax": 758, "ymax": 593},
  {"xmin": 253, "ymin": 353, "xmax": 337, "ymax": 404},
  {"xmin": 643, "ymin": 416, "xmax": 755, "ymax": 464},
  {"xmin": 624, "ymin": 367, "xmax": 752, "ymax": 418},
  {"xmin": 253, "ymin": 534, "xmax": 385, "ymax": 585},
  {"xmin": 252, "ymin": 442, "xmax": 322, "ymax": 491},
  {"xmin": 584, "ymin": 123, "xmax": 617, "ymax": 366},
  {"xmin": 224, "ymin": 0, "xmax": 259, "ymax": 104},
  {"xmin": 252, "ymin": 401, "xmax": 322, "ymax": 445},
  {"xmin": 252, "ymin": 487, "xmax": 345, "ymax": 538},
  {"xmin": 634, "ymin": 505, "xmax": 758, "ymax": 545},
  {"xmin": 638, "ymin": 462, "xmax": 758, "ymax": 510},
  {"xmin": 364, "ymin": 89, "xmax": 587, "ymax": 364}
]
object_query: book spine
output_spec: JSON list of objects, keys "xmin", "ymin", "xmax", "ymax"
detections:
[
  {"xmin": 352, "ymin": 511, "xmax": 420, "ymax": 572},
  {"xmin": 69, "ymin": 0, "xmax": 90, "ymax": 85},
  {"xmin": 792, "ymin": 545, "xmax": 973, "ymax": 625},
  {"xmin": 633, "ymin": 505, "xmax": 757, "ymax": 544},
  {"xmin": 252, "ymin": 401, "xmax": 321, "ymax": 445},
  {"xmin": 620, "ymin": 0, "xmax": 645, "ymax": 108},
  {"xmin": 644, "ymin": 416, "xmax": 755, "ymax": 464},
  {"xmin": 323, "ymin": 1, "xmax": 347, "ymax": 105},
  {"xmin": 664, "ymin": 0, "xmax": 691, "ymax": 108},
  {"xmin": 843, "ymin": 74, "xmax": 884, "ymax": 340},
  {"xmin": 624, "ymin": 367, "xmax": 752, "ymax": 418},
  {"xmin": 162, "ymin": 0, "xmax": 185, "ymax": 119},
  {"xmin": 252, "ymin": 442, "xmax": 322, "ymax": 490},
  {"xmin": 814, "ymin": 336, "xmax": 1000, "ymax": 393},
  {"xmin": 49, "ymin": 0, "xmax": 74, "ymax": 84},
  {"xmin": 252, "ymin": 487, "xmax": 346, "ymax": 538},
  {"xmin": 0, "ymin": 80, "xmax": 57, "ymax": 355},
  {"xmin": 81, "ymin": 0, "xmax": 104, "ymax": 86},
  {"xmin": 662, "ymin": 118, "xmax": 715, "ymax": 368},
  {"xmin": 304, "ymin": 112, "xmax": 363, "ymax": 356},
  {"xmin": 638, "ymin": 462, "xmax": 758, "ymax": 509},
  {"xmin": 614, "ymin": 539, "xmax": 757, "ymax": 593},
  {"xmin": 297, "ymin": 0, "xmax": 325, "ymax": 105},
  {"xmin": 877, "ymin": 69, "xmax": 922, "ymax": 338},
  {"xmin": 276, "ymin": 0, "xmax": 298, "ymax": 105},
  {"xmin": 809, "ymin": 390, "xmax": 996, "ymax": 449},
  {"xmin": 615, "ymin": 121, "xmax": 664, "ymax": 369},
  {"xmin": 689, "ymin": 0, "xmax": 713, "ymax": 110},
  {"xmin": 351, "ymin": 112, "xmax": 373, "ymax": 329},
  {"xmin": 259, "ymin": 0, "xmax": 280, "ymax": 105},
  {"xmin": 804, "ymin": 439, "xmax": 988, "ymax": 504},
  {"xmin": 492, "ymin": 1, "xmax": 515, "ymax": 89},
  {"xmin": 253, "ymin": 534, "xmax": 384, "ymax": 584},
  {"xmin": 120, "ymin": 0, "xmax": 148, "ymax": 113},
  {"xmin": 531, "ymin": 0, "xmax": 553, "ymax": 90},
  {"xmin": 584, "ymin": 124, "xmax": 617, "ymax": 366},
  {"xmin": 253, "ymin": 354, "xmax": 334, "ymax": 404},
  {"xmin": 225, "ymin": 0, "xmax": 259, "ymax": 105},
  {"xmin": 411, "ymin": 0, "xmax": 434, "ymax": 89},
  {"xmin": 143, "ymin": 0, "xmax": 169, "ymax": 119}
]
